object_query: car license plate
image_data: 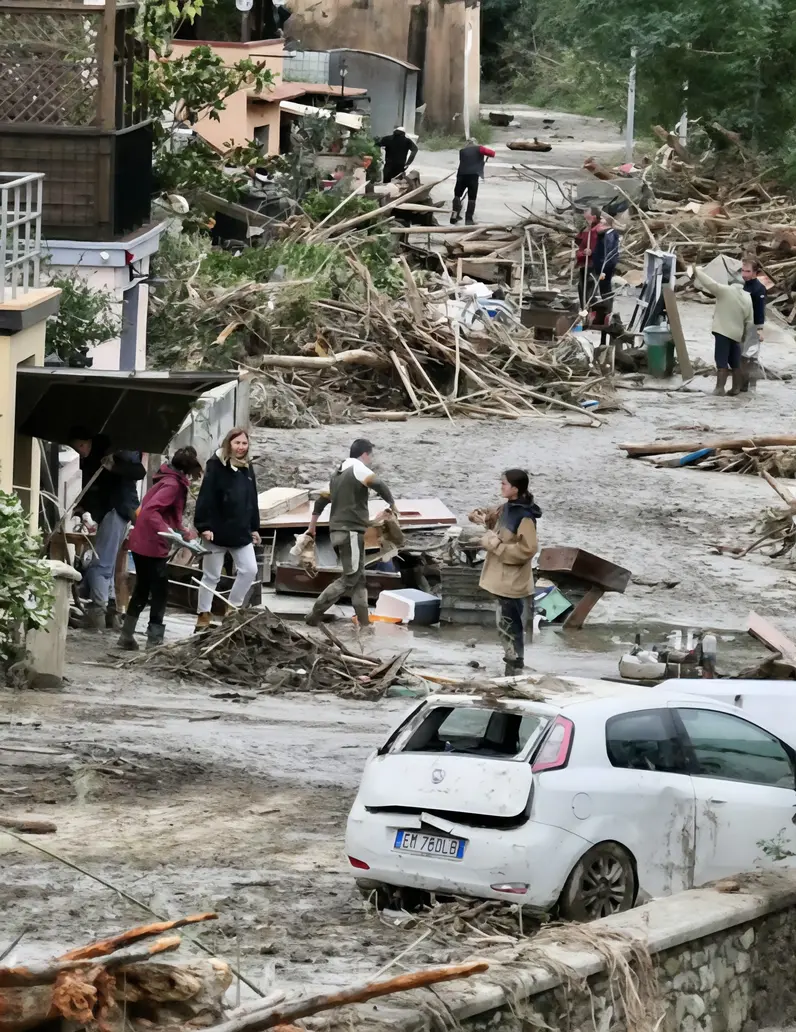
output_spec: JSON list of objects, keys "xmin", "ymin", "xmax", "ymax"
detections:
[{"xmin": 393, "ymin": 830, "xmax": 466, "ymax": 860}]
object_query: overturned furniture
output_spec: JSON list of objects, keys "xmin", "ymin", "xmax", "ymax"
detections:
[{"xmin": 537, "ymin": 547, "xmax": 631, "ymax": 628}]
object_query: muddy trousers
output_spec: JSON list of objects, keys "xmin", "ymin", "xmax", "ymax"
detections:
[
  {"xmin": 452, "ymin": 174, "xmax": 479, "ymax": 223},
  {"xmin": 495, "ymin": 596, "xmax": 533, "ymax": 668},
  {"xmin": 310, "ymin": 530, "xmax": 369, "ymax": 626},
  {"xmin": 127, "ymin": 553, "xmax": 168, "ymax": 633}
]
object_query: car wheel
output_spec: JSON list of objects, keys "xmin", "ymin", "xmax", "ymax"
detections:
[
  {"xmin": 356, "ymin": 880, "xmax": 424, "ymax": 911},
  {"xmin": 558, "ymin": 842, "xmax": 636, "ymax": 922}
]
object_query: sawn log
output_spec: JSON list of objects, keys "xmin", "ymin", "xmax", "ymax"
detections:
[{"xmin": 620, "ymin": 435, "xmax": 796, "ymax": 458}]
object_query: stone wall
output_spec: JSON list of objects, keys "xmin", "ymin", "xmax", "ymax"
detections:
[{"xmin": 338, "ymin": 873, "xmax": 796, "ymax": 1032}]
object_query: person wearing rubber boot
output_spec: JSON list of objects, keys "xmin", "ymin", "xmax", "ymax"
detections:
[
  {"xmin": 305, "ymin": 439, "xmax": 396, "ymax": 629},
  {"xmin": 69, "ymin": 427, "xmax": 146, "ymax": 631},
  {"xmin": 118, "ymin": 447, "xmax": 203, "ymax": 650},
  {"xmin": 478, "ymin": 469, "xmax": 541, "ymax": 676},
  {"xmin": 450, "ymin": 139, "xmax": 496, "ymax": 226},
  {"xmin": 690, "ymin": 265, "xmax": 753, "ymax": 397},
  {"xmin": 194, "ymin": 428, "xmax": 261, "ymax": 632},
  {"xmin": 741, "ymin": 255, "xmax": 767, "ymax": 393}
]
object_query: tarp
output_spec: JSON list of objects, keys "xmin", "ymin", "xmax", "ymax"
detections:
[{"xmin": 16, "ymin": 368, "xmax": 238, "ymax": 453}]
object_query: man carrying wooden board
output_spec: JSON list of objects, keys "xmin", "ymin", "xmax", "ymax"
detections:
[{"xmin": 305, "ymin": 439, "xmax": 397, "ymax": 629}]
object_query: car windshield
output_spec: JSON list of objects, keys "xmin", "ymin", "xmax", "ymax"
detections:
[{"xmin": 400, "ymin": 705, "xmax": 550, "ymax": 759}]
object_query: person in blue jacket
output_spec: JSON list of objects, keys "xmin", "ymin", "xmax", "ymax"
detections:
[{"xmin": 592, "ymin": 213, "xmax": 621, "ymax": 302}]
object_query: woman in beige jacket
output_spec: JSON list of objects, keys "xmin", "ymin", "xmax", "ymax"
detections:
[
  {"xmin": 691, "ymin": 265, "xmax": 753, "ymax": 397},
  {"xmin": 478, "ymin": 469, "xmax": 541, "ymax": 675}
]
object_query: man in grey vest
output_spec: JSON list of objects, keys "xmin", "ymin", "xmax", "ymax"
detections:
[
  {"xmin": 305, "ymin": 439, "xmax": 396, "ymax": 628},
  {"xmin": 450, "ymin": 139, "xmax": 496, "ymax": 225}
]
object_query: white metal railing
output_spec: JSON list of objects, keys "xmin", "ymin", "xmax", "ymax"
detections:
[{"xmin": 0, "ymin": 172, "xmax": 44, "ymax": 304}]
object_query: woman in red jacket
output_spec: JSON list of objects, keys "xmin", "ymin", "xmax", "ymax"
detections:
[
  {"xmin": 118, "ymin": 447, "xmax": 203, "ymax": 650},
  {"xmin": 575, "ymin": 207, "xmax": 601, "ymax": 313}
]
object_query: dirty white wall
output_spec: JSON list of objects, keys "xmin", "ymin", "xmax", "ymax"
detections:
[{"xmin": 167, "ymin": 377, "xmax": 252, "ymax": 465}]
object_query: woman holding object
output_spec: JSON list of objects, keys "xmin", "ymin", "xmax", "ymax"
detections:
[
  {"xmin": 478, "ymin": 469, "xmax": 541, "ymax": 676},
  {"xmin": 119, "ymin": 446, "xmax": 203, "ymax": 650}
]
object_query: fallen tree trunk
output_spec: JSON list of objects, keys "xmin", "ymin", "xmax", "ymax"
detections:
[
  {"xmin": 254, "ymin": 350, "xmax": 389, "ymax": 371},
  {"xmin": 0, "ymin": 817, "xmax": 56, "ymax": 835},
  {"xmin": 205, "ymin": 962, "xmax": 489, "ymax": 1032},
  {"xmin": 0, "ymin": 936, "xmax": 182, "ymax": 988},
  {"xmin": 620, "ymin": 435, "xmax": 796, "ymax": 458}
]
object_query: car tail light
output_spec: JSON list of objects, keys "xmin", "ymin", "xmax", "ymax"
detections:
[
  {"xmin": 348, "ymin": 856, "xmax": 370, "ymax": 870},
  {"xmin": 532, "ymin": 716, "xmax": 574, "ymax": 773},
  {"xmin": 491, "ymin": 883, "xmax": 528, "ymax": 894}
]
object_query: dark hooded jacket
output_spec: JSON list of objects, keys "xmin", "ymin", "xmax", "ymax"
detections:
[
  {"xmin": 195, "ymin": 453, "xmax": 259, "ymax": 549},
  {"xmin": 80, "ymin": 434, "xmax": 146, "ymax": 523},
  {"xmin": 479, "ymin": 498, "xmax": 541, "ymax": 599},
  {"xmin": 128, "ymin": 463, "xmax": 190, "ymax": 559}
]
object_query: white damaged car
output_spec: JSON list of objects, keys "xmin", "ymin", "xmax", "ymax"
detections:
[{"xmin": 345, "ymin": 682, "xmax": 796, "ymax": 919}]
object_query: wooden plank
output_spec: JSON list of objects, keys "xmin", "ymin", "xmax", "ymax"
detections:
[
  {"xmin": 748, "ymin": 611, "xmax": 796, "ymax": 668},
  {"xmin": 258, "ymin": 488, "xmax": 309, "ymax": 522},
  {"xmin": 663, "ymin": 285, "xmax": 694, "ymax": 380},
  {"xmin": 261, "ymin": 498, "xmax": 458, "ymax": 530}
]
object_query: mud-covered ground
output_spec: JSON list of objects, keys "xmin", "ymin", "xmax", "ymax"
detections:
[{"xmin": 4, "ymin": 108, "xmax": 796, "ymax": 1004}]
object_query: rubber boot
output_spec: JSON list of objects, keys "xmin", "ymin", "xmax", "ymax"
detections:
[
  {"xmin": 146, "ymin": 623, "xmax": 166, "ymax": 649},
  {"xmin": 712, "ymin": 369, "xmax": 729, "ymax": 396},
  {"xmin": 195, "ymin": 612, "xmax": 212, "ymax": 633},
  {"xmin": 739, "ymin": 359, "xmax": 751, "ymax": 393},
  {"xmin": 504, "ymin": 659, "xmax": 524, "ymax": 677},
  {"xmin": 105, "ymin": 599, "xmax": 122, "ymax": 631},
  {"xmin": 117, "ymin": 612, "xmax": 140, "ymax": 651},
  {"xmin": 450, "ymin": 198, "xmax": 462, "ymax": 225},
  {"xmin": 83, "ymin": 603, "xmax": 107, "ymax": 631},
  {"xmin": 354, "ymin": 607, "xmax": 371, "ymax": 629},
  {"xmin": 727, "ymin": 369, "xmax": 742, "ymax": 397},
  {"xmin": 465, "ymin": 200, "xmax": 476, "ymax": 226}
]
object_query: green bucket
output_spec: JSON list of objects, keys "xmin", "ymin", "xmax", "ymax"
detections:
[{"xmin": 644, "ymin": 323, "xmax": 675, "ymax": 378}]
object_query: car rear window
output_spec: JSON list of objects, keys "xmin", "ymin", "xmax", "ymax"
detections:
[{"xmin": 401, "ymin": 706, "xmax": 549, "ymax": 759}]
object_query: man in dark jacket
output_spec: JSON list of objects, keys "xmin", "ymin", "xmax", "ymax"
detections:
[
  {"xmin": 377, "ymin": 127, "xmax": 418, "ymax": 184},
  {"xmin": 305, "ymin": 439, "xmax": 396, "ymax": 628},
  {"xmin": 69, "ymin": 426, "xmax": 146, "ymax": 630},
  {"xmin": 450, "ymin": 140, "xmax": 496, "ymax": 226}
]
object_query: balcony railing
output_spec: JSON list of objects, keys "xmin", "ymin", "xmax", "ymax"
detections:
[{"xmin": 0, "ymin": 171, "xmax": 43, "ymax": 303}]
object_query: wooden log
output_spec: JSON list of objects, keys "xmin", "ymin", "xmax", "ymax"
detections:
[
  {"xmin": 204, "ymin": 962, "xmax": 489, "ymax": 1032},
  {"xmin": 653, "ymin": 125, "xmax": 693, "ymax": 163},
  {"xmin": 0, "ymin": 936, "xmax": 182, "ymax": 988},
  {"xmin": 388, "ymin": 223, "xmax": 514, "ymax": 236},
  {"xmin": 315, "ymin": 176, "xmax": 450, "ymax": 241},
  {"xmin": 59, "ymin": 914, "xmax": 218, "ymax": 962},
  {"xmin": 0, "ymin": 817, "xmax": 56, "ymax": 835},
  {"xmin": 761, "ymin": 470, "xmax": 796, "ymax": 511},
  {"xmin": 255, "ymin": 350, "xmax": 388, "ymax": 371},
  {"xmin": 620, "ymin": 435, "xmax": 796, "ymax": 458}
]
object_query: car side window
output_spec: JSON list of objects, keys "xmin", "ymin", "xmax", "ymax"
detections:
[
  {"xmin": 606, "ymin": 709, "xmax": 689, "ymax": 774},
  {"xmin": 676, "ymin": 708, "xmax": 795, "ymax": 789}
]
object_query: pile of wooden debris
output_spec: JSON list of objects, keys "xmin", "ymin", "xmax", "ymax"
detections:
[
  {"xmin": 620, "ymin": 434, "xmax": 796, "ymax": 477},
  {"xmin": 0, "ymin": 914, "xmax": 488, "ymax": 1032},
  {"xmin": 130, "ymin": 609, "xmax": 415, "ymax": 700}
]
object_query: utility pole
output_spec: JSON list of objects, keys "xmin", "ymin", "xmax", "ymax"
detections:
[{"xmin": 625, "ymin": 47, "xmax": 637, "ymax": 164}]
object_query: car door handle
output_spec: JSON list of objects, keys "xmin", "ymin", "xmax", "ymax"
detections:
[{"xmin": 709, "ymin": 798, "xmax": 727, "ymax": 805}]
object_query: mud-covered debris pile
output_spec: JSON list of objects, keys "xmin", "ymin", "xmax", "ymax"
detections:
[
  {"xmin": 0, "ymin": 913, "xmax": 227, "ymax": 1032},
  {"xmin": 132, "ymin": 609, "xmax": 405, "ymax": 699}
]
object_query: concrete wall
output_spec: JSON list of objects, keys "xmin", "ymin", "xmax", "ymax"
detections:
[
  {"xmin": 168, "ymin": 377, "xmax": 251, "ymax": 465},
  {"xmin": 286, "ymin": 0, "xmax": 480, "ymax": 130},
  {"xmin": 0, "ymin": 292, "xmax": 57, "ymax": 530},
  {"xmin": 330, "ymin": 872, "xmax": 796, "ymax": 1032},
  {"xmin": 168, "ymin": 39, "xmax": 285, "ymax": 153},
  {"xmin": 45, "ymin": 262, "xmax": 151, "ymax": 372},
  {"xmin": 328, "ymin": 51, "xmax": 418, "ymax": 136}
]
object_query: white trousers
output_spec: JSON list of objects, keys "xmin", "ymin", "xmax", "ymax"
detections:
[{"xmin": 198, "ymin": 541, "xmax": 258, "ymax": 613}]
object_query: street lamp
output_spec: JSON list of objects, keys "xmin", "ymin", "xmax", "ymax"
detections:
[{"xmin": 340, "ymin": 59, "xmax": 348, "ymax": 101}]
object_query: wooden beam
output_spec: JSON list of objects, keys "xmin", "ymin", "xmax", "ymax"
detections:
[{"xmin": 663, "ymin": 286, "xmax": 694, "ymax": 380}]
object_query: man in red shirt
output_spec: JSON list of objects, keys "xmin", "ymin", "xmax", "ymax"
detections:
[{"xmin": 450, "ymin": 140, "xmax": 497, "ymax": 225}]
